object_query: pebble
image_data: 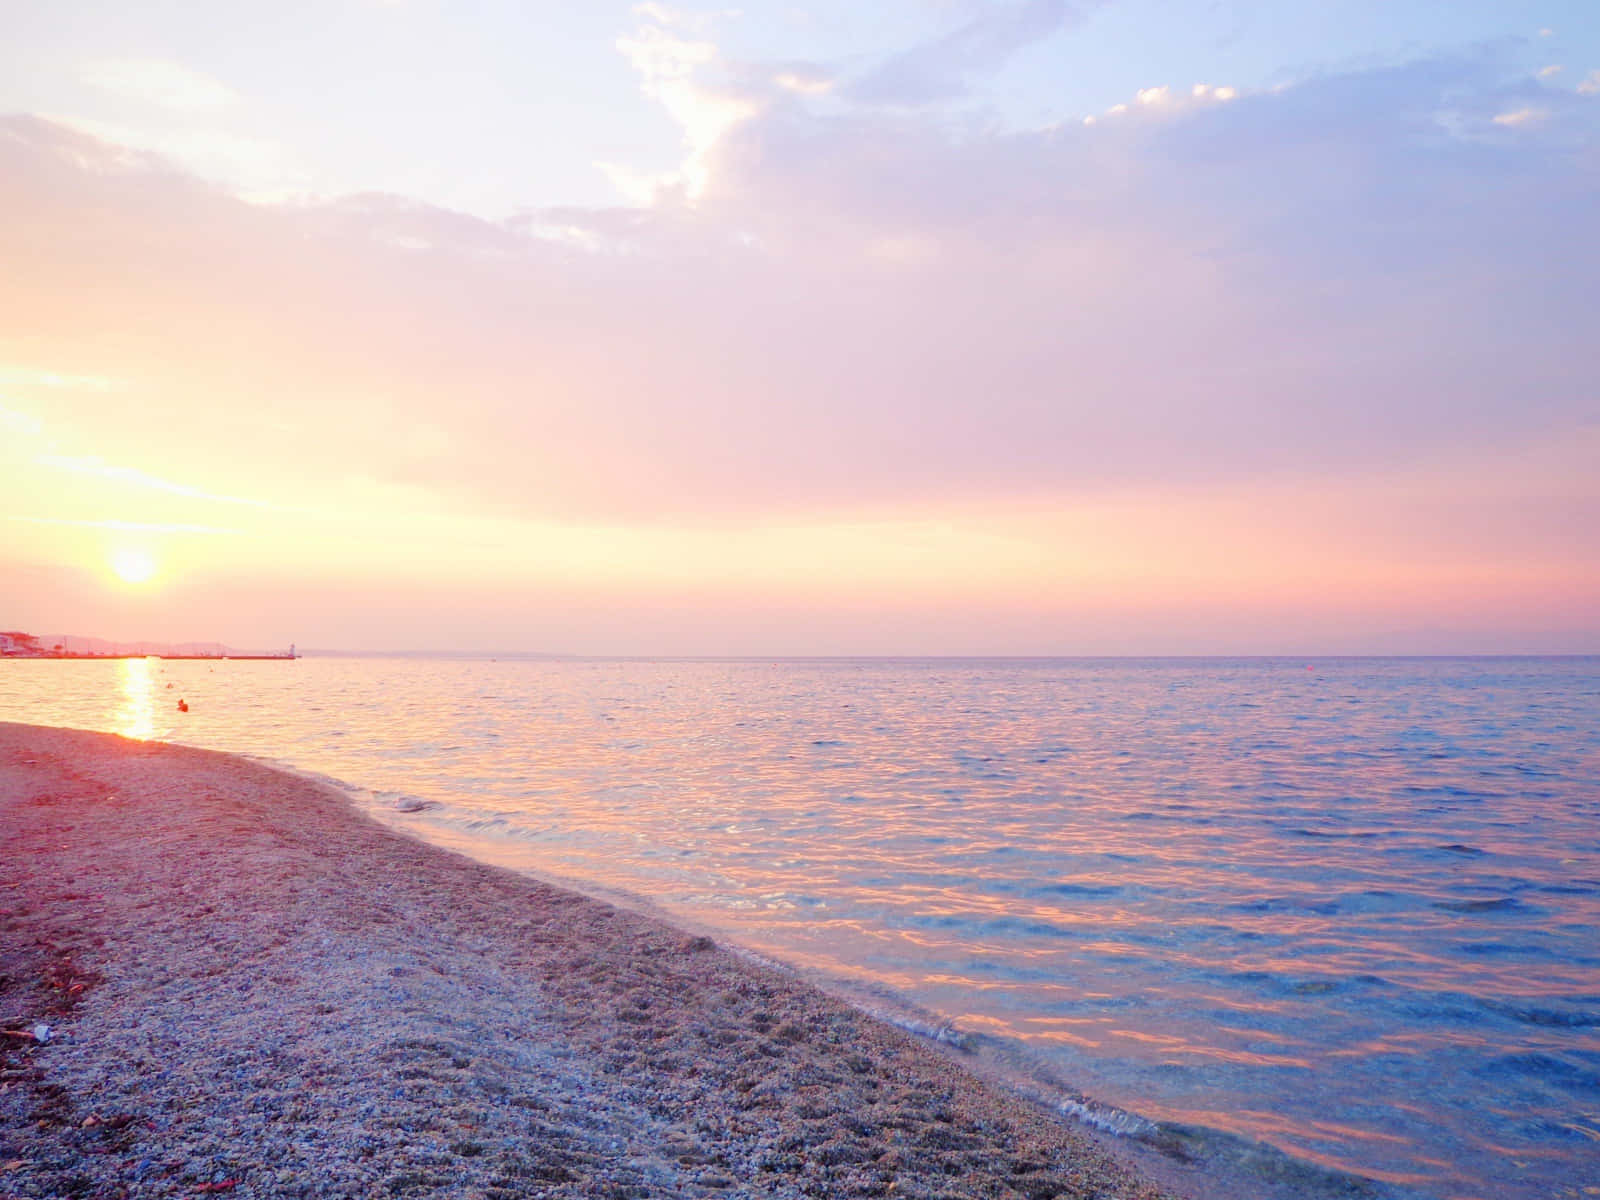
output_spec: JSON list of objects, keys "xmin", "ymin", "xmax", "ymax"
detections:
[{"xmin": 0, "ymin": 726, "xmax": 1179, "ymax": 1200}]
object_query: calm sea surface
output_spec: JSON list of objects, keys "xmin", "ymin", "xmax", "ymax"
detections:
[{"xmin": 3, "ymin": 656, "xmax": 1598, "ymax": 1199}]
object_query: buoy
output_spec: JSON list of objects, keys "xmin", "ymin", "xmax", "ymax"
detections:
[{"xmin": 177, "ymin": 699, "xmax": 189, "ymax": 713}]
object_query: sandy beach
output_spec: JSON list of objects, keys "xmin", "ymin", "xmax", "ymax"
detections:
[{"xmin": 0, "ymin": 722, "xmax": 1193, "ymax": 1199}]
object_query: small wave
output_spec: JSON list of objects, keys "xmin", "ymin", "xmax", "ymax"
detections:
[
  {"xmin": 1401, "ymin": 784, "xmax": 1494, "ymax": 800},
  {"xmin": 1535, "ymin": 879, "xmax": 1600, "ymax": 896},
  {"xmin": 1224, "ymin": 890, "xmax": 1407, "ymax": 916},
  {"xmin": 1477, "ymin": 1001, "xmax": 1600, "ymax": 1030},
  {"xmin": 789, "ymin": 969, "xmax": 983, "ymax": 1055},
  {"xmin": 901, "ymin": 912, "xmax": 1081, "ymax": 941},
  {"xmin": 1431, "ymin": 896, "xmax": 1523, "ymax": 914},
  {"xmin": 1038, "ymin": 881, "xmax": 1123, "ymax": 898},
  {"xmin": 1456, "ymin": 940, "xmax": 1560, "ymax": 960},
  {"xmin": 1208, "ymin": 968, "xmax": 1391, "ymax": 1000},
  {"xmin": 1053, "ymin": 1094, "xmax": 1156, "ymax": 1137},
  {"xmin": 871, "ymin": 1010, "xmax": 976, "ymax": 1052},
  {"xmin": 1475, "ymin": 1051, "xmax": 1600, "ymax": 1093},
  {"xmin": 978, "ymin": 877, "xmax": 1124, "ymax": 900}
]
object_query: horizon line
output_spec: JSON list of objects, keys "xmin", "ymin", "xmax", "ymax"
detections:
[{"xmin": 296, "ymin": 649, "xmax": 1600, "ymax": 661}]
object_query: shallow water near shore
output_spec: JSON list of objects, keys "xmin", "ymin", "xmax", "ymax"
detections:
[{"xmin": 4, "ymin": 655, "xmax": 1598, "ymax": 1198}]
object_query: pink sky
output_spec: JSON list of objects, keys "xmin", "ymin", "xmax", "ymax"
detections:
[{"xmin": 2, "ymin": 5, "xmax": 1597, "ymax": 654}]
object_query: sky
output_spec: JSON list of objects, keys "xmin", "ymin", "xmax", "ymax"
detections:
[{"xmin": 1, "ymin": 0, "xmax": 1597, "ymax": 655}]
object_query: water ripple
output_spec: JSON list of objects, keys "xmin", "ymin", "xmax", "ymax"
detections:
[{"xmin": 3, "ymin": 654, "xmax": 1598, "ymax": 1199}]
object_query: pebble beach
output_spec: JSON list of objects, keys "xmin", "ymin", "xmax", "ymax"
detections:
[{"xmin": 0, "ymin": 723, "xmax": 1193, "ymax": 1200}]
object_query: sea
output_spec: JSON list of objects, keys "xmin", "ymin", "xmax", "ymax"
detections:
[{"xmin": 2, "ymin": 655, "xmax": 1597, "ymax": 1200}]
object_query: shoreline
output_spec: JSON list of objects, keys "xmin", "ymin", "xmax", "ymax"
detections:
[
  {"xmin": 0, "ymin": 722, "xmax": 1402, "ymax": 1199},
  {"xmin": 2, "ymin": 722, "xmax": 1185, "ymax": 1199}
]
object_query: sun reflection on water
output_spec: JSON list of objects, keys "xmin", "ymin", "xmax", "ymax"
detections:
[{"xmin": 115, "ymin": 656, "xmax": 156, "ymax": 741}]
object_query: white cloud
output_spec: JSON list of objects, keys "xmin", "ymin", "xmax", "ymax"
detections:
[
  {"xmin": 1579, "ymin": 70, "xmax": 1600, "ymax": 96},
  {"xmin": 36, "ymin": 454, "xmax": 274, "ymax": 508},
  {"xmin": 1537, "ymin": 64, "xmax": 1563, "ymax": 80},
  {"xmin": 594, "ymin": 159, "xmax": 671, "ymax": 207},
  {"xmin": 78, "ymin": 58, "xmax": 236, "ymax": 111},
  {"xmin": 0, "ymin": 366, "xmax": 117, "ymax": 391},
  {"xmin": 1101, "ymin": 82, "xmax": 1236, "ymax": 122},
  {"xmin": 1492, "ymin": 107, "xmax": 1548, "ymax": 127},
  {"xmin": 615, "ymin": 22, "xmax": 757, "ymax": 198},
  {"xmin": 42, "ymin": 114, "xmax": 304, "ymax": 199},
  {"xmin": 0, "ymin": 403, "xmax": 43, "ymax": 436},
  {"xmin": 772, "ymin": 67, "xmax": 833, "ymax": 95}
]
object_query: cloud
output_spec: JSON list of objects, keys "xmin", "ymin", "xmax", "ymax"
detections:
[
  {"xmin": 34, "ymin": 449, "xmax": 277, "ymax": 509},
  {"xmin": 1, "ymin": 47, "xmax": 1596, "ymax": 533},
  {"xmin": 78, "ymin": 58, "xmax": 237, "ymax": 111},
  {"xmin": 1579, "ymin": 70, "xmax": 1600, "ymax": 96},
  {"xmin": 1087, "ymin": 81, "xmax": 1239, "ymax": 123},
  {"xmin": 9, "ymin": 517, "xmax": 243, "ymax": 535},
  {"xmin": 41, "ymin": 112, "xmax": 302, "ymax": 198},
  {"xmin": 0, "ymin": 404, "xmax": 43, "ymax": 436},
  {"xmin": 1493, "ymin": 106, "xmax": 1547, "ymax": 127},
  {"xmin": 614, "ymin": 19, "xmax": 759, "ymax": 197},
  {"xmin": 771, "ymin": 64, "xmax": 834, "ymax": 96},
  {"xmin": 848, "ymin": 0, "xmax": 1083, "ymax": 106},
  {"xmin": 0, "ymin": 366, "xmax": 118, "ymax": 390}
]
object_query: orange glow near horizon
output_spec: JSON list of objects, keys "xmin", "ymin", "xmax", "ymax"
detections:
[{"xmin": 2, "ymin": 425, "xmax": 1597, "ymax": 653}]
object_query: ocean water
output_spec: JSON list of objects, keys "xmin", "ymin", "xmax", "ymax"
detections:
[{"xmin": 2, "ymin": 655, "xmax": 1598, "ymax": 1199}]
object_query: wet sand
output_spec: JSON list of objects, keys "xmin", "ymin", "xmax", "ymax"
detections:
[{"xmin": 1, "ymin": 722, "xmax": 1188, "ymax": 1199}]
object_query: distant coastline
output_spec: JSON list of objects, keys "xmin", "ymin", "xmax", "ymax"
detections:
[
  {"xmin": 13, "ymin": 652, "xmax": 298, "ymax": 661},
  {"xmin": 0, "ymin": 630, "xmax": 297, "ymax": 660}
]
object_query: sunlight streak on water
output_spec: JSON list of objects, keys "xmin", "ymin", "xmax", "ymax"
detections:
[
  {"xmin": 113, "ymin": 656, "xmax": 156, "ymax": 741},
  {"xmin": 3, "ymin": 655, "xmax": 1598, "ymax": 1199}
]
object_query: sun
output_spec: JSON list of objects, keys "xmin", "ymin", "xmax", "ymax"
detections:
[{"xmin": 110, "ymin": 547, "xmax": 158, "ymax": 585}]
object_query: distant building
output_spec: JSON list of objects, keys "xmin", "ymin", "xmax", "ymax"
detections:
[{"xmin": 0, "ymin": 631, "xmax": 43, "ymax": 656}]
